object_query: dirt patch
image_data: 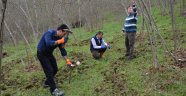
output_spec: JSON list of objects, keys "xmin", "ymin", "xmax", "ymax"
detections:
[
  {"xmin": 2, "ymin": 78, "xmax": 22, "ymax": 90},
  {"xmin": 24, "ymin": 77, "xmax": 40, "ymax": 90},
  {"xmin": 71, "ymin": 38, "xmax": 90, "ymax": 46},
  {"xmin": 148, "ymin": 65, "xmax": 167, "ymax": 74},
  {"xmin": 173, "ymin": 49, "xmax": 186, "ymax": 68},
  {"xmin": 95, "ymin": 69, "xmax": 127, "ymax": 96},
  {"xmin": 109, "ymin": 41, "xmax": 114, "ymax": 44},
  {"xmin": 136, "ymin": 33, "xmax": 146, "ymax": 43},
  {"xmin": 55, "ymin": 64, "xmax": 95, "ymax": 85},
  {"xmin": 116, "ymin": 48, "xmax": 123, "ymax": 52},
  {"xmin": 95, "ymin": 58, "xmax": 136, "ymax": 96},
  {"xmin": 144, "ymin": 64, "xmax": 184, "ymax": 92},
  {"xmin": 69, "ymin": 51, "xmax": 89, "ymax": 62},
  {"xmin": 55, "ymin": 67, "xmax": 70, "ymax": 82},
  {"xmin": 3, "ymin": 52, "xmax": 9, "ymax": 58},
  {"xmin": 24, "ymin": 64, "xmax": 41, "ymax": 72},
  {"xmin": 80, "ymin": 39, "xmax": 90, "ymax": 45},
  {"xmin": 2, "ymin": 65, "xmax": 12, "ymax": 74},
  {"xmin": 56, "ymin": 52, "xmax": 95, "ymax": 83}
]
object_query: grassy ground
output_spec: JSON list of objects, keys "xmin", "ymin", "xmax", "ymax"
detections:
[{"xmin": 1, "ymin": 5, "xmax": 186, "ymax": 96}]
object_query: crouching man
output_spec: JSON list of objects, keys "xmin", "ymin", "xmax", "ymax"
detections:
[{"xmin": 90, "ymin": 31, "xmax": 110, "ymax": 59}]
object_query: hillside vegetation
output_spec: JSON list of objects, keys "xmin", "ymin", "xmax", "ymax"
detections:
[{"xmin": 1, "ymin": 1, "xmax": 186, "ymax": 96}]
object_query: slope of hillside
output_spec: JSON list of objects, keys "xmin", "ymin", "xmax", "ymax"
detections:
[{"xmin": 1, "ymin": 5, "xmax": 186, "ymax": 96}]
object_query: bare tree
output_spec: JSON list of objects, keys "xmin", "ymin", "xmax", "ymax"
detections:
[
  {"xmin": 15, "ymin": 22, "xmax": 36, "ymax": 64},
  {"xmin": 0, "ymin": 0, "xmax": 7, "ymax": 89},
  {"xmin": 5, "ymin": 21, "xmax": 25, "ymax": 65},
  {"xmin": 170, "ymin": 0, "xmax": 177, "ymax": 53},
  {"xmin": 137, "ymin": 0, "xmax": 179, "ymax": 68}
]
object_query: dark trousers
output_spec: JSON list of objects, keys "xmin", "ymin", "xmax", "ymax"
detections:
[
  {"xmin": 125, "ymin": 32, "xmax": 136, "ymax": 57},
  {"xmin": 91, "ymin": 48, "xmax": 107, "ymax": 59},
  {"xmin": 37, "ymin": 50, "xmax": 58, "ymax": 93}
]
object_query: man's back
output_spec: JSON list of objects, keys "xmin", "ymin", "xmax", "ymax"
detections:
[{"xmin": 37, "ymin": 29, "xmax": 60, "ymax": 53}]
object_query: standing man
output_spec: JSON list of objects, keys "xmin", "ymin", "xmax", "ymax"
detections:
[
  {"xmin": 122, "ymin": 0, "xmax": 137, "ymax": 60},
  {"xmin": 90, "ymin": 31, "xmax": 110, "ymax": 59},
  {"xmin": 37, "ymin": 24, "xmax": 75, "ymax": 96}
]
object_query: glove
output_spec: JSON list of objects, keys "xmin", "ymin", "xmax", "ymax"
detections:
[
  {"xmin": 101, "ymin": 45, "xmax": 107, "ymax": 49},
  {"xmin": 66, "ymin": 59, "xmax": 75, "ymax": 68},
  {"xmin": 57, "ymin": 37, "xmax": 68, "ymax": 44},
  {"xmin": 107, "ymin": 44, "xmax": 111, "ymax": 49},
  {"xmin": 67, "ymin": 64, "xmax": 76, "ymax": 68},
  {"xmin": 66, "ymin": 59, "xmax": 72, "ymax": 65}
]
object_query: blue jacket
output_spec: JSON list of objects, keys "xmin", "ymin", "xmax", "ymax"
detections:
[
  {"xmin": 37, "ymin": 29, "xmax": 67, "ymax": 56},
  {"xmin": 123, "ymin": 4, "xmax": 137, "ymax": 32}
]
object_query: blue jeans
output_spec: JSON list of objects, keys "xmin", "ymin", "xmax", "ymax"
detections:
[{"xmin": 37, "ymin": 50, "xmax": 58, "ymax": 93}]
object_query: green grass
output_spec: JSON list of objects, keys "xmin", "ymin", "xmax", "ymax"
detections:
[{"xmin": 1, "ymin": 3, "xmax": 186, "ymax": 96}]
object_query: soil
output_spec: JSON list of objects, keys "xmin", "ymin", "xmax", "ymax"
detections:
[
  {"xmin": 24, "ymin": 64, "xmax": 41, "ymax": 72},
  {"xmin": 173, "ymin": 49, "xmax": 186, "ymax": 68},
  {"xmin": 95, "ymin": 58, "xmax": 134, "ymax": 96}
]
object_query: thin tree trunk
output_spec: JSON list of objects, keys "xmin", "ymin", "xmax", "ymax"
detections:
[
  {"xmin": 78, "ymin": 0, "xmax": 82, "ymax": 38},
  {"xmin": 15, "ymin": 22, "xmax": 37, "ymax": 64},
  {"xmin": 120, "ymin": 1, "xmax": 128, "ymax": 15},
  {"xmin": 138, "ymin": 0, "xmax": 177, "ymax": 63},
  {"xmin": 140, "ymin": 0, "xmax": 159, "ymax": 68},
  {"xmin": 183, "ymin": 0, "xmax": 186, "ymax": 10},
  {"xmin": 170, "ymin": 0, "xmax": 177, "ymax": 53},
  {"xmin": 23, "ymin": 0, "xmax": 37, "ymax": 42},
  {"xmin": 33, "ymin": 0, "xmax": 39, "ymax": 39},
  {"xmin": 0, "ymin": 0, "xmax": 7, "ymax": 87},
  {"xmin": 5, "ymin": 21, "xmax": 25, "ymax": 65},
  {"xmin": 4, "ymin": 21, "xmax": 16, "ymax": 46}
]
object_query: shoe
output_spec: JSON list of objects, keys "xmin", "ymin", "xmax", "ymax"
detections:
[
  {"xmin": 125, "ymin": 53, "xmax": 129, "ymax": 56},
  {"xmin": 43, "ymin": 83, "xmax": 49, "ymax": 88},
  {"xmin": 52, "ymin": 88, "xmax": 65, "ymax": 96},
  {"xmin": 127, "ymin": 55, "xmax": 136, "ymax": 60}
]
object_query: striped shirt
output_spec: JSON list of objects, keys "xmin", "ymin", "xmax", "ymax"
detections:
[{"xmin": 123, "ymin": 4, "xmax": 137, "ymax": 32}]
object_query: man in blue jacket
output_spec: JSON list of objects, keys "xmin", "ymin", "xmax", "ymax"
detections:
[
  {"xmin": 122, "ymin": 0, "xmax": 137, "ymax": 60},
  {"xmin": 37, "ymin": 24, "xmax": 75, "ymax": 96},
  {"xmin": 90, "ymin": 31, "xmax": 110, "ymax": 59}
]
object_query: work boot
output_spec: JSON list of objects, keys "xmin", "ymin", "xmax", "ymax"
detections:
[
  {"xmin": 52, "ymin": 88, "xmax": 65, "ymax": 96},
  {"xmin": 43, "ymin": 81, "xmax": 49, "ymax": 88},
  {"xmin": 125, "ymin": 49, "xmax": 130, "ymax": 56},
  {"xmin": 127, "ymin": 55, "xmax": 136, "ymax": 60},
  {"xmin": 43, "ymin": 83, "xmax": 49, "ymax": 88},
  {"xmin": 125, "ymin": 53, "xmax": 129, "ymax": 56}
]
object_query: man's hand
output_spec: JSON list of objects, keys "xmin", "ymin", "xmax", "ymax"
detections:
[
  {"xmin": 130, "ymin": 0, "xmax": 135, "ymax": 4},
  {"xmin": 57, "ymin": 37, "xmax": 68, "ymax": 44},
  {"xmin": 107, "ymin": 44, "xmax": 111, "ymax": 49},
  {"xmin": 66, "ymin": 59, "xmax": 76, "ymax": 68},
  {"xmin": 101, "ymin": 45, "xmax": 107, "ymax": 49}
]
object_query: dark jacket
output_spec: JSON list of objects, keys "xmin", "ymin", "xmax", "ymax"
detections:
[
  {"xmin": 37, "ymin": 29, "xmax": 67, "ymax": 56},
  {"xmin": 90, "ymin": 36, "xmax": 103, "ymax": 51}
]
